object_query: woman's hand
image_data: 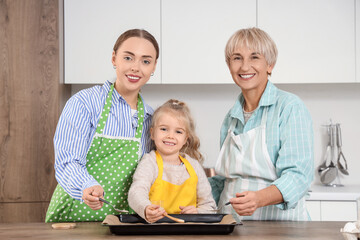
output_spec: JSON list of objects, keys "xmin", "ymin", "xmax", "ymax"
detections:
[
  {"xmin": 230, "ymin": 186, "xmax": 284, "ymax": 216},
  {"xmin": 230, "ymin": 192, "xmax": 260, "ymax": 216},
  {"xmin": 82, "ymin": 185, "xmax": 104, "ymax": 210},
  {"xmin": 145, "ymin": 204, "xmax": 166, "ymax": 223},
  {"xmin": 179, "ymin": 205, "xmax": 198, "ymax": 214}
]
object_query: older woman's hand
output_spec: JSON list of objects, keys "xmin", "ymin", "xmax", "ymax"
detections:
[
  {"xmin": 82, "ymin": 185, "xmax": 104, "ymax": 210},
  {"xmin": 230, "ymin": 185, "xmax": 284, "ymax": 216},
  {"xmin": 230, "ymin": 192, "xmax": 261, "ymax": 216}
]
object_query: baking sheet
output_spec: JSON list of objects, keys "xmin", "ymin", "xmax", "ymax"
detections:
[{"xmin": 103, "ymin": 214, "xmax": 241, "ymax": 235}]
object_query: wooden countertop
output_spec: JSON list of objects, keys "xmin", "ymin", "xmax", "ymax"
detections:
[{"xmin": 0, "ymin": 221, "xmax": 347, "ymax": 239}]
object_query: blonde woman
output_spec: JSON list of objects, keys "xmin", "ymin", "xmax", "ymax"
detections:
[
  {"xmin": 128, "ymin": 99, "xmax": 216, "ymax": 223},
  {"xmin": 210, "ymin": 27, "xmax": 314, "ymax": 221}
]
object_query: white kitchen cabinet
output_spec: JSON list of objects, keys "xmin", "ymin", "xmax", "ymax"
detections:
[
  {"xmin": 321, "ymin": 201, "xmax": 357, "ymax": 221},
  {"xmin": 64, "ymin": 0, "xmax": 161, "ymax": 84},
  {"xmin": 161, "ymin": 0, "xmax": 256, "ymax": 84},
  {"xmin": 306, "ymin": 200, "xmax": 358, "ymax": 221},
  {"xmin": 306, "ymin": 201, "xmax": 321, "ymax": 221},
  {"xmin": 356, "ymin": 0, "xmax": 360, "ymax": 83},
  {"xmin": 258, "ymin": 0, "xmax": 356, "ymax": 84}
]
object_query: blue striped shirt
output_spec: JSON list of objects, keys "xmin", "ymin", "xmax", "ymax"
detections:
[
  {"xmin": 219, "ymin": 81, "xmax": 314, "ymax": 210},
  {"xmin": 53, "ymin": 80, "xmax": 153, "ymax": 201}
]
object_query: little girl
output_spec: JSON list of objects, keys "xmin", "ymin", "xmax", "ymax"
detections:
[{"xmin": 128, "ymin": 99, "xmax": 216, "ymax": 223}]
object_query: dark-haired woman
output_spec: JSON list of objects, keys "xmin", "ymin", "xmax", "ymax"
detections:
[{"xmin": 46, "ymin": 29, "xmax": 159, "ymax": 222}]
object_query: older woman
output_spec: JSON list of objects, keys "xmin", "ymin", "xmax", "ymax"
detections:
[{"xmin": 210, "ymin": 27, "xmax": 314, "ymax": 221}]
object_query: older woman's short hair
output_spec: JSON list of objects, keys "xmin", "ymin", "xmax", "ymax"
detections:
[{"xmin": 225, "ymin": 27, "xmax": 278, "ymax": 67}]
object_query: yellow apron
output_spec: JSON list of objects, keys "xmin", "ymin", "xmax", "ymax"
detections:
[{"xmin": 149, "ymin": 151, "xmax": 198, "ymax": 214}]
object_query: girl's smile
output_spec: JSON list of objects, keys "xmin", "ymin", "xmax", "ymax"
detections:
[{"xmin": 151, "ymin": 112, "xmax": 188, "ymax": 161}]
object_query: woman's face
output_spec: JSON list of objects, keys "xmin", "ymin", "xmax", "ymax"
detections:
[
  {"xmin": 112, "ymin": 37, "xmax": 157, "ymax": 96},
  {"xmin": 228, "ymin": 46, "xmax": 273, "ymax": 93}
]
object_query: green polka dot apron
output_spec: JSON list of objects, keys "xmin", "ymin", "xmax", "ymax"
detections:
[{"xmin": 45, "ymin": 84, "xmax": 144, "ymax": 222}]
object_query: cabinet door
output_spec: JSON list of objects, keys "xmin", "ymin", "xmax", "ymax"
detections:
[
  {"xmin": 258, "ymin": 0, "xmax": 356, "ymax": 83},
  {"xmin": 356, "ymin": 0, "xmax": 360, "ymax": 82},
  {"xmin": 306, "ymin": 201, "xmax": 321, "ymax": 221},
  {"xmin": 161, "ymin": 0, "xmax": 256, "ymax": 84},
  {"xmin": 64, "ymin": 0, "xmax": 161, "ymax": 84},
  {"xmin": 321, "ymin": 201, "xmax": 357, "ymax": 221}
]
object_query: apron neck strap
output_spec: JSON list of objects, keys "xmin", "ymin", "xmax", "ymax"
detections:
[
  {"xmin": 134, "ymin": 95, "xmax": 145, "ymax": 139},
  {"xmin": 96, "ymin": 84, "xmax": 145, "ymax": 139},
  {"xmin": 95, "ymin": 84, "xmax": 115, "ymax": 135}
]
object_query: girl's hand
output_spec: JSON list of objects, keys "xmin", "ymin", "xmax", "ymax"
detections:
[
  {"xmin": 230, "ymin": 192, "xmax": 260, "ymax": 216},
  {"xmin": 145, "ymin": 204, "xmax": 166, "ymax": 223},
  {"xmin": 82, "ymin": 185, "xmax": 104, "ymax": 210},
  {"xmin": 179, "ymin": 205, "xmax": 198, "ymax": 214}
]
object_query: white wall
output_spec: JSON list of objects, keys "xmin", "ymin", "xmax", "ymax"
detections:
[{"xmin": 71, "ymin": 83, "xmax": 360, "ymax": 186}]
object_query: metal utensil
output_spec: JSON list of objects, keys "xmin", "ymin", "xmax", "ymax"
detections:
[
  {"xmin": 320, "ymin": 126, "xmax": 338, "ymax": 184},
  {"xmin": 99, "ymin": 198, "xmax": 129, "ymax": 213},
  {"xmin": 210, "ymin": 195, "xmax": 245, "ymax": 213},
  {"xmin": 336, "ymin": 124, "xmax": 349, "ymax": 175},
  {"xmin": 210, "ymin": 201, "xmax": 231, "ymax": 212},
  {"xmin": 318, "ymin": 126, "xmax": 331, "ymax": 174}
]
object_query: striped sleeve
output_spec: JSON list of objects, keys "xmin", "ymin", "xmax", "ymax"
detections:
[
  {"xmin": 272, "ymin": 100, "xmax": 314, "ymax": 210},
  {"xmin": 54, "ymin": 95, "xmax": 99, "ymax": 201}
]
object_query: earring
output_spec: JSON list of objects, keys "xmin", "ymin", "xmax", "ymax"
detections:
[
  {"xmin": 151, "ymin": 72, "xmax": 154, "ymax": 76},
  {"xmin": 113, "ymin": 65, "xmax": 116, "ymax": 69}
]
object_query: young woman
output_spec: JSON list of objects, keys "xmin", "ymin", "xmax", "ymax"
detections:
[
  {"xmin": 46, "ymin": 29, "xmax": 159, "ymax": 222},
  {"xmin": 210, "ymin": 27, "xmax": 314, "ymax": 221},
  {"xmin": 128, "ymin": 99, "xmax": 216, "ymax": 223}
]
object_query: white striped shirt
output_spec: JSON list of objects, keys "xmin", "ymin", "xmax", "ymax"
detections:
[{"xmin": 53, "ymin": 80, "xmax": 153, "ymax": 200}]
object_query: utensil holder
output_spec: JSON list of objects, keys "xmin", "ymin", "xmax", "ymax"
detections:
[{"xmin": 319, "ymin": 121, "xmax": 347, "ymax": 187}]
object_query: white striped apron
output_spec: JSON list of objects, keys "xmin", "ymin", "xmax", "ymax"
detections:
[{"xmin": 215, "ymin": 108, "xmax": 308, "ymax": 221}]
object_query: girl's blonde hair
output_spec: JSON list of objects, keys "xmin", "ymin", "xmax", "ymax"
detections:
[{"xmin": 150, "ymin": 99, "xmax": 203, "ymax": 163}]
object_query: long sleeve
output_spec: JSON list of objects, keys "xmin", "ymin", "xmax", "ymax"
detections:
[
  {"xmin": 272, "ymin": 100, "xmax": 314, "ymax": 210},
  {"xmin": 208, "ymin": 175, "xmax": 226, "ymax": 205},
  {"xmin": 54, "ymin": 96, "xmax": 99, "ymax": 201},
  {"xmin": 128, "ymin": 153, "xmax": 158, "ymax": 220}
]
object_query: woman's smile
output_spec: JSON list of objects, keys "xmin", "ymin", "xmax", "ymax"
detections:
[
  {"xmin": 238, "ymin": 73, "xmax": 256, "ymax": 80},
  {"xmin": 126, "ymin": 74, "xmax": 141, "ymax": 82}
]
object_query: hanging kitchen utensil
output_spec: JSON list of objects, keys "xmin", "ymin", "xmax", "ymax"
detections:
[
  {"xmin": 336, "ymin": 124, "xmax": 349, "ymax": 175},
  {"xmin": 318, "ymin": 126, "xmax": 331, "ymax": 174},
  {"xmin": 320, "ymin": 125, "xmax": 338, "ymax": 185}
]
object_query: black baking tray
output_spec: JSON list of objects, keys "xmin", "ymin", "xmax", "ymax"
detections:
[{"xmin": 104, "ymin": 214, "xmax": 240, "ymax": 235}]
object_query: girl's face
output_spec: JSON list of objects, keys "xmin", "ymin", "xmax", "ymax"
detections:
[
  {"xmin": 228, "ymin": 46, "xmax": 273, "ymax": 94},
  {"xmin": 112, "ymin": 37, "xmax": 157, "ymax": 96},
  {"xmin": 150, "ymin": 112, "xmax": 188, "ymax": 158}
]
